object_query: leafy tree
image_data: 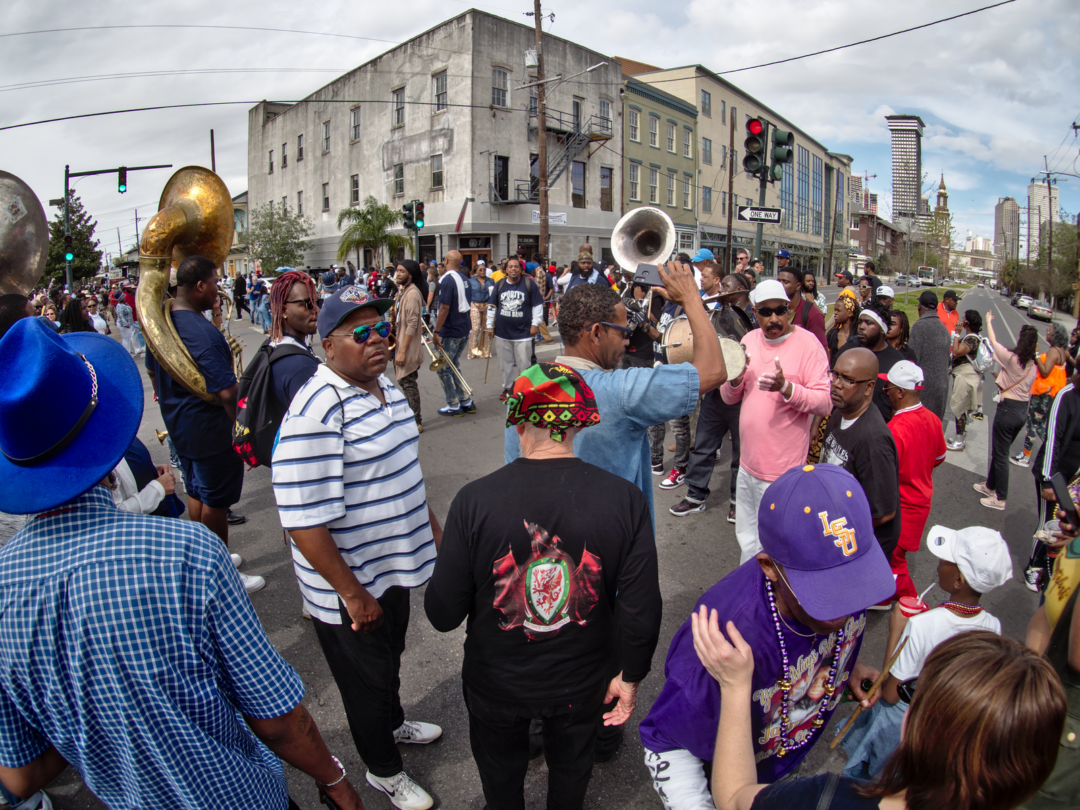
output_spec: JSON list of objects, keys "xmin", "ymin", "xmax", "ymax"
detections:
[
  {"xmin": 1030, "ymin": 212, "xmax": 1078, "ymax": 305},
  {"xmin": 45, "ymin": 192, "xmax": 103, "ymax": 286},
  {"xmin": 247, "ymin": 202, "xmax": 313, "ymax": 273},
  {"xmin": 337, "ymin": 196, "xmax": 412, "ymax": 268}
]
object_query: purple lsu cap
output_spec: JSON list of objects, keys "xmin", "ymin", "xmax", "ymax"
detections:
[
  {"xmin": 317, "ymin": 286, "xmax": 393, "ymax": 339},
  {"xmin": 757, "ymin": 464, "xmax": 895, "ymax": 620}
]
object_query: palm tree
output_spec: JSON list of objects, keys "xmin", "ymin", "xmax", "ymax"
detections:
[{"xmin": 337, "ymin": 195, "xmax": 413, "ymax": 269}]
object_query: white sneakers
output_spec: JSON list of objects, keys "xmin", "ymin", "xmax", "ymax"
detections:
[
  {"xmin": 240, "ymin": 572, "xmax": 266, "ymax": 593},
  {"xmin": 230, "ymin": 553, "xmax": 243, "ymax": 569},
  {"xmin": 366, "ymin": 771, "xmax": 434, "ymax": 810},
  {"xmin": 393, "ymin": 720, "xmax": 442, "ymax": 745}
]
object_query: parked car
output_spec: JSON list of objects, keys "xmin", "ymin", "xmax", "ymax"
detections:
[
  {"xmin": 977, "ymin": 282, "xmax": 985, "ymax": 288},
  {"xmin": 1029, "ymin": 301, "xmax": 1054, "ymax": 322},
  {"xmin": 1011, "ymin": 293, "xmax": 1024, "ymax": 306},
  {"xmin": 1016, "ymin": 295, "xmax": 1034, "ymax": 310}
]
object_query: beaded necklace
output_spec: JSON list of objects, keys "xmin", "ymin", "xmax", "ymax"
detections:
[
  {"xmin": 939, "ymin": 600, "xmax": 984, "ymax": 617},
  {"xmin": 765, "ymin": 577, "xmax": 844, "ymax": 757}
]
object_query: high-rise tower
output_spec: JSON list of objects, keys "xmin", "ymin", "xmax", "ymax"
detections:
[{"xmin": 886, "ymin": 114, "xmax": 925, "ymax": 222}]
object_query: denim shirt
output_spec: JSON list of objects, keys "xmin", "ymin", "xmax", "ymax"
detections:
[
  {"xmin": 504, "ymin": 355, "xmax": 698, "ymax": 525},
  {"xmin": 468, "ymin": 277, "xmax": 495, "ymax": 304}
]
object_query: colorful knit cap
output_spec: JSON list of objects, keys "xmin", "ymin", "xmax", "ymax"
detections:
[{"xmin": 505, "ymin": 363, "xmax": 601, "ymax": 441}]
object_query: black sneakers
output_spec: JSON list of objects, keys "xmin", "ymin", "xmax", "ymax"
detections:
[{"xmin": 670, "ymin": 499, "xmax": 705, "ymax": 517}]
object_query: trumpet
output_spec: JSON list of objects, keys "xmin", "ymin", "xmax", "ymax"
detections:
[{"xmin": 420, "ymin": 318, "xmax": 473, "ymax": 399}]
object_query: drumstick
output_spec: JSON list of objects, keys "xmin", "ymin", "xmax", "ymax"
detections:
[{"xmin": 829, "ymin": 636, "xmax": 908, "ymax": 749}]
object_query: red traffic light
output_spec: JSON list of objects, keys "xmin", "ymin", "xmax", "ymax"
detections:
[{"xmin": 746, "ymin": 118, "xmax": 763, "ymax": 136}]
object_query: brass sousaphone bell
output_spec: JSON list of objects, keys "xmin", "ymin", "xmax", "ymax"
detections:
[
  {"xmin": 136, "ymin": 166, "xmax": 234, "ymax": 405},
  {"xmin": 0, "ymin": 170, "xmax": 49, "ymax": 296},
  {"xmin": 611, "ymin": 206, "xmax": 677, "ymax": 277}
]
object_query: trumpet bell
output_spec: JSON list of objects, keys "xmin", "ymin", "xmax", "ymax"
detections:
[
  {"xmin": 611, "ymin": 206, "xmax": 677, "ymax": 273},
  {"xmin": 155, "ymin": 429, "xmax": 169, "ymax": 445},
  {"xmin": 0, "ymin": 170, "xmax": 49, "ymax": 296},
  {"xmin": 429, "ymin": 357, "xmax": 447, "ymax": 372}
]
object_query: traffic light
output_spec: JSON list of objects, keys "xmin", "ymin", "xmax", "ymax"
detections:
[
  {"xmin": 402, "ymin": 202, "xmax": 415, "ymax": 230},
  {"xmin": 414, "ymin": 202, "xmax": 425, "ymax": 229},
  {"xmin": 742, "ymin": 117, "xmax": 767, "ymax": 177},
  {"xmin": 63, "ymin": 234, "xmax": 74, "ymax": 262},
  {"xmin": 769, "ymin": 129, "xmax": 794, "ymax": 182},
  {"xmin": 118, "ymin": 167, "xmax": 127, "ymax": 194}
]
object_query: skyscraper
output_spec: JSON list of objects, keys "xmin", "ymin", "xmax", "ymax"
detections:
[
  {"xmin": 994, "ymin": 197, "xmax": 1020, "ymax": 264},
  {"xmin": 886, "ymin": 115, "xmax": 925, "ymax": 221},
  {"xmin": 1027, "ymin": 181, "xmax": 1060, "ymax": 262}
]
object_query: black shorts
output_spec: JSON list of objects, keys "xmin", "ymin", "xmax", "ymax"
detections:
[{"xmin": 179, "ymin": 448, "xmax": 244, "ymax": 509}]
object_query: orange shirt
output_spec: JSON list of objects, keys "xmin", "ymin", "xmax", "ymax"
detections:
[{"xmin": 937, "ymin": 302, "xmax": 959, "ymax": 335}]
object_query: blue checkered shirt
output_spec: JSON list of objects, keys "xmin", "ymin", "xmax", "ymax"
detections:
[{"xmin": 0, "ymin": 486, "xmax": 304, "ymax": 809}]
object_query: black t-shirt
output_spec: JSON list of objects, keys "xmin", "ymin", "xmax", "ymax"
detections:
[
  {"xmin": 951, "ymin": 334, "xmax": 979, "ymax": 369},
  {"xmin": 862, "ymin": 274, "xmax": 882, "ymax": 300},
  {"xmin": 835, "ymin": 341, "xmax": 904, "ymax": 422},
  {"xmin": 424, "ymin": 457, "xmax": 662, "ymax": 706},
  {"xmin": 827, "ymin": 329, "xmax": 860, "ymax": 368},
  {"xmin": 820, "ymin": 407, "xmax": 901, "ymax": 557}
]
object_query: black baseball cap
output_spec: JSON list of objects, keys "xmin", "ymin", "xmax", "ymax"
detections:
[
  {"xmin": 943, "ymin": 290, "xmax": 959, "ymax": 301},
  {"xmin": 919, "ymin": 290, "xmax": 939, "ymax": 307}
]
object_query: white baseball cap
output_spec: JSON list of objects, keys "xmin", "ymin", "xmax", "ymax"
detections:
[
  {"xmin": 749, "ymin": 279, "xmax": 789, "ymax": 306},
  {"xmin": 879, "ymin": 359, "xmax": 924, "ymax": 390},
  {"xmin": 876, "ymin": 285, "xmax": 895, "ymax": 298},
  {"xmin": 926, "ymin": 525, "xmax": 1013, "ymax": 594}
]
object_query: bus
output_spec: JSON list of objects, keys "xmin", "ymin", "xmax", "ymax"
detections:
[{"xmin": 917, "ymin": 266, "xmax": 936, "ymax": 287}]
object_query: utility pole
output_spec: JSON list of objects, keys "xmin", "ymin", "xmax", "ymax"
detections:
[
  {"xmin": 210, "ymin": 129, "xmax": 216, "ymax": 173},
  {"xmin": 1043, "ymin": 158, "xmax": 1054, "ymax": 305},
  {"xmin": 530, "ymin": 0, "xmax": 549, "ymax": 261},
  {"xmin": 725, "ymin": 115, "xmax": 735, "ymax": 273}
]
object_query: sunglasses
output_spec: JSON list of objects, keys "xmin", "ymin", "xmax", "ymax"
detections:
[
  {"xmin": 285, "ymin": 298, "xmax": 315, "ymax": 310},
  {"xmin": 755, "ymin": 304, "xmax": 789, "ymax": 318},
  {"xmin": 598, "ymin": 321, "xmax": 633, "ymax": 337},
  {"xmin": 897, "ymin": 677, "xmax": 918, "ymax": 704},
  {"xmin": 329, "ymin": 321, "xmax": 392, "ymax": 344}
]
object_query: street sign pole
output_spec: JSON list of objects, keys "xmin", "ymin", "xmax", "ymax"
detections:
[
  {"xmin": 63, "ymin": 165, "xmax": 71, "ymax": 290},
  {"xmin": 753, "ymin": 122, "xmax": 770, "ymax": 263}
]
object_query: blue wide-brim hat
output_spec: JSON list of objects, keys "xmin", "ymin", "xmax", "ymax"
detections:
[{"xmin": 0, "ymin": 318, "xmax": 143, "ymax": 514}]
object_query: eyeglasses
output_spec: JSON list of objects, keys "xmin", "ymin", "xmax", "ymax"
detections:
[
  {"xmin": 598, "ymin": 321, "xmax": 633, "ymax": 337},
  {"xmin": 755, "ymin": 304, "xmax": 789, "ymax": 318},
  {"xmin": 897, "ymin": 677, "xmax": 918, "ymax": 704},
  {"xmin": 328, "ymin": 321, "xmax": 392, "ymax": 344},
  {"xmin": 829, "ymin": 370, "xmax": 875, "ymax": 388},
  {"xmin": 285, "ymin": 298, "xmax": 315, "ymax": 310}
]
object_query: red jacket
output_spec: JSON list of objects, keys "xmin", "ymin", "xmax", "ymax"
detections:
[{"xmin": 791, "ymin": 296, "xmax": 828, "ymax": 352}]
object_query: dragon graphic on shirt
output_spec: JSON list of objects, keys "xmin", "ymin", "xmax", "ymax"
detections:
[{"xmin": 492, "ymin": 521, "xmax": 601, "ymax": 639}]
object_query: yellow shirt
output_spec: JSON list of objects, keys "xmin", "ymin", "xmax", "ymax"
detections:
[{"xmin": 489, "ymin": 270, "xmax": 506, "ymax": 284}]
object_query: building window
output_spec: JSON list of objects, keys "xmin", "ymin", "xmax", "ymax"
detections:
[
  {"xmin": 667, "ymin": 122, "xmax": 675, "ymax": 152},
  {"xmin": 282, "ymin": 142, "xmax": 287, "ymax": 168},
  {"xmin": 599, "ymin": 99, "xmax": 612, "ymax": 133},
  {"xmin": 296, "ymin": 191, "xmax": 303, "ymax": 215},
  {"xmin": 628, "ymin": 109, "xmax": 640, "ymax": 142},
  {"xmin": 297, "ymin": 133, "xmax": 304, "ymax": 161},
  {"xmin": 683, "ymin": 176, "xmax": 692, "ymax": 209},
  {"xmin": 600, "ymin": 166, "xmax": 612, "ymax": 212},
  {"xmin": 434, "ymin": 72, "xmax": 448, "ymax": 112},
  {"xmin": 629, "ymin": 164, "xmax": 640, "ymax": 200},
  {"xmin": 350, "ymin": 107, "xmax": 361, "ymax": 141},
  {"xmin": 850, "ymin": 217, "xmax": 860, "ymax": 231},
  {"xmin": 684, "ymin": 128, "xmax": 692, "ymax": 159},
  {"xmin": 350, "ymin": 175, "xmax": 359, "ymax": 205},
  {"xmin": 268, "ymin": 150, "xmax": 273, "ymax": 174},
  {"xmin": 812, "ymin": 155, "xmax": 824, "ymax": 236},
  {"xmin": 572, "ymin": 97, "xmax": 583, "ymax": 130},
  {"xmin": 679, "ymin": 232, "xmax": 695, "ymax": 252},
  {"xmin": 797, "ymin": 145, "xmax": 810, "ymax": 233},
  {"xmin": 392, "ymin": 88, "xmax": 405, "ymax": 127},
  {"xmin": 322, "ymin": 183, "xmax": 330, "ymax": 211},
  {"xmin": 649, "ymin": 116, "xmax": 659, "ymax": 148},
  {"xmin": 649, "ymin": 169, "xmax": 658, "ymax": 204},
  {"xmin": 529, "ymin": 94, "xmax": 538, "ymax": 115},
  {"xmin": 431, "ymin": 154, "xmax": 443, "ymax": 189},
  {"xmin": 721, "ymin": 190, "xmax": 727, "ymax": 215},
  {"xmin": 530, "ymin": 153, "xmax": 539, "ymax": 198},
  {"xmin": 571, "ymin": 160, "xmax": 586, "ymax": 208},
  {"xmin": 701, "ymin": 90, "xmax": 711, "ymax": 117},
  {"xmin": 702, "ymin": 186, "xmax": 712, "ymax": 213},
  {"xmin": 702, "ymin": 137, "xmax": 712, "ymax": 165},
  {"xmin": 722, "ymin": 144, "xmax": 727, "ymax": 168},
  {"xmin": 393, "ymin": 163, "xmax": 404, "ymax": 196},
  {"xmin": 667, "ymin": 171, "xmax": 675, "ymax": 206},
  {"xmin": 322, "ymin": 121, "xmax": 331, "ymax": 152},
  {"xmin": 780, "ymin": 160, "xmax": 794, "ymax": 230},
  {"xmin": 282, "ymin": 196, "xmax": 287, "ymax": 210},
  {"xmin": 721, "ymin": 100, "xmax": 726, "ymax": 124},
  {"xmin": 493, "ymin": 155, "xmax": 509, "ymax": 201},
  {"xmin": 491, "ymin": 69, "xmax": 507, "ymax": 108}
]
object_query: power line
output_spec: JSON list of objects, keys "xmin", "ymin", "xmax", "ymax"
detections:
[{"xmin": 0, "ymin": 68, "xmax": 346, "ymax": 94}]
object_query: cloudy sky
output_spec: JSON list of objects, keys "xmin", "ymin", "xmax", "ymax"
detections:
[{"xmin": 3, "ymin": 0, "xmax": 1076, "ymax": 262}]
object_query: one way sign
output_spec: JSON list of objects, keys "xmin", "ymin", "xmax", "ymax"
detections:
[{"xmin": 737, "ymin": 205, "xmax": 782, "ymax": 224}]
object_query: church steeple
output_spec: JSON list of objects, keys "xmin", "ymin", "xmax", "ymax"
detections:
[{"xmin": 936, "ymin": 174, "xmax": 949, "ymax": 211}]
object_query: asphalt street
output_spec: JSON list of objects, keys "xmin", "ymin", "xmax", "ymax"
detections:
[{"xmin": 41, "ymin": 288, "xmax": 1070, "ymax": 809}]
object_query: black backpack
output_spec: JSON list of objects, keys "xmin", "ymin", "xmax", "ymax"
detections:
[{"xmin": 233, "ymin": 339, "xmax": 312, "ymax": 468}]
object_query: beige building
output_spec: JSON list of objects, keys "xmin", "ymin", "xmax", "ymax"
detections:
[{"xmin": 617, "ymin": 59, "xmax": 851, "ymax": 277}]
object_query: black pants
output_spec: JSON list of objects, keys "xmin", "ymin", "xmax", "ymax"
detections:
[
  {"xmin": 233, "ymin": 294, "xmax": 250, "ymax": 317},
  {"xmin": 464, "ymin": 683, "xmax": 605, "ymax": 810},
  {"xmin": 685, "ymin": 389, "xmax": 740, "ymax": 504},
  {"xmin": 986, "ymin": 399, "xmax": 1028, "ymax": 500},
  {"xmin": 311, "ymin": 588, "xmax": 410, "ymax": 778}
]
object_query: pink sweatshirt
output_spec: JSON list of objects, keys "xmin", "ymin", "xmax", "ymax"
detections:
[{"xmin": 721, "ymin": 326, "xmax": 832, "ymax": 481}]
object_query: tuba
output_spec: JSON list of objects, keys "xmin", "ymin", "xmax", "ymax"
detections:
[
  {"xmin": 610, "ymin": 206, "xmax": 677, "ymax": 275},
  {"xmin": 0, "ymin": 170, "xmax": 49, "ymax": 296},
  {"xmin": 136, "ymin": 167, "xmax": 234, "ymax": 405}
]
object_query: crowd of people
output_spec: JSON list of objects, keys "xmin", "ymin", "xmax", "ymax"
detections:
[{"xmin": 0, "ymin": 245, "xmax": 1078, "ymax": 810}]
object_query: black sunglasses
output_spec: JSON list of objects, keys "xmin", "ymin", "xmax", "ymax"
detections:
[
  {"xmin": 897, "ymin": 677, "xmax": 918, "ymax": 704},
  {"xmin": 755, "ymin": 304, "xmax": 789, "ymax": 318},
  {"xmin": 329, "ymin": 321, "xmax": 392, "ymax": 344},
  {"xmin": 285, "ymin": 298, "xmax": 316, "ymax": 310},
  {"xmin": 598, "ymin": 321, "xmax": 633, "ymax": 337}
]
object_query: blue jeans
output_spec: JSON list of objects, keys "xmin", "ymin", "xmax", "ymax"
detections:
[{"xmin": 437, "ymin": 334, "xmax": 469, "ymax": 406}]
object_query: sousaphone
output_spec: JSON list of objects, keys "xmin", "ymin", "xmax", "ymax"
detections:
[
  {"xmin": 136, "ymin": 166, "xmax": 234, "ymax": 404},
  {"xmin": 0, "ymin": 170, "xmax": 49, "ymax": 295}
]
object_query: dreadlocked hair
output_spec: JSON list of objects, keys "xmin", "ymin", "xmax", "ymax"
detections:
[{"xmin": 269, "ymin": 270, "xmax": 318, "ymax": 343}]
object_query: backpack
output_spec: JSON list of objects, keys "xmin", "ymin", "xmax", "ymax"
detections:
[
  {"xmin": 233, "ymin": 339, "xmax": 312, "ymax": 467},
  {"xmin": 971, "ymin": 335, "xmax": 997, "ymax": 374}
]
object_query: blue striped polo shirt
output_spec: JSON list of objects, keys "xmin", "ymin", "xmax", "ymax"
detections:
[{"xmin": 271, "ymin": 364, "xmax": 436, "ymax": 623}]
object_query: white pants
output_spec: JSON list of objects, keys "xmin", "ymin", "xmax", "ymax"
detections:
[
  {"xmin": 118, "ymin": 325, "xmax": 135, "ymax": 355},
  {"xmin": 644, "ymin": 748, "xmax": 714, "ymax": 810},
  {"xmin": 735, "ymin": 467, "xmax": 773, "ymax": 564},
  {"xmin": 494, "ymin": 336, "xmax": 533, "ymax": 391}
]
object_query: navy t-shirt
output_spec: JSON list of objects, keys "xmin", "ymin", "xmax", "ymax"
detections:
[
  {"xmin": 492, "ymin": 277, "xmax": 543, "ymax": 341},
  {"xmin": 271, "ymin": 337, "xmax": 320, "ymax": 409},
  {"xmin": 146, "ymin": 310, "xmax": 236, "ymax": 460},
  {"xmin": 438, "ymin": 270, "xmax": 472, "ymax": 339}
]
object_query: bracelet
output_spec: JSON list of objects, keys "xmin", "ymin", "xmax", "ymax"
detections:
[{"xmin": 318, "ymin": 755, "xmax": 346, "ymax": 788}]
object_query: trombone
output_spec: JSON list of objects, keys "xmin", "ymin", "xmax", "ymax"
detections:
[{"xmin": 420, "ymin": 318, "xmax": 473, "ymax": 399}]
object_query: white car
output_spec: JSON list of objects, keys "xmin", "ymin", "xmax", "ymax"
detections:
[
  {"xmin": 1016, "ymin": 295, "xmax": 1033, "ymax": 309},
  {"xmin": 1029, "ymin": 301, "xmax": 1054, "ymax": 322},
  {"xmin": 977, "ymin": 282, "xmax": 984, "ymax": 287}
]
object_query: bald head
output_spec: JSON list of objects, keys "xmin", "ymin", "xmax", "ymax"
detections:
[
  {"xmin": 830, "ymin": 347, "xmax": 878, "ymax": 418},
  {"xmin": 446, "ymin": 251, "xmax": 462, "ymax": 270}
]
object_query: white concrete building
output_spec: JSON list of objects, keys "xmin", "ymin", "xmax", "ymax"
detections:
[{"xmin": 247, "ymin": 10, "xmax": 623, "ymax": 270}]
